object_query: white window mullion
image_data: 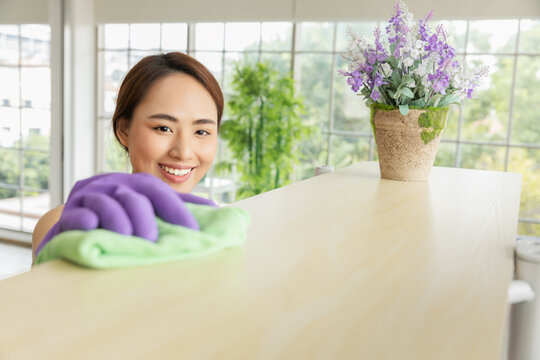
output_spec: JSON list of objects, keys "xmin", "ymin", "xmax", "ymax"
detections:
[
  {"xmin": 504, "ymin": 20, "xmax": 521, "ymax": 172},
  {"xmin": 17, "ymin": 24, "xmax": 24, "ymax": 231},
  {"xmin": 62, "ymin": 0, "xmax": 97, "ymax": 199},
  {"xmin": 49, "ymin": 0, "xmax": 64, "ymax": 208},
  {"xmin": 326, "ymin": 22, "xmax": 338, "ymax": 166},
  {"xmin": 455, "ymin": 20, "xmax": 470, "ymax": 168}
]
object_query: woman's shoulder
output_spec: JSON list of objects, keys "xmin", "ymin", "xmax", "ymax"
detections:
[{"xmin": 32, "ymin": 204, "xmax": 65, "ymax": 262}]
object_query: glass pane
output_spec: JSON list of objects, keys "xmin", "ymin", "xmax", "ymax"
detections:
[
  {"xmin": 23, "ymin": 150, "xmax": 49, "ymax": 190},
  {"xmin": 130, "ymin": 24, "xmax": 160, "ymax": 50},
  {"xmin": 261, "ymin": 22, "xmax": 292, "ymax": 51},
  {"xmin": 334, "ymin": 54, "xmax": 371, "ymax": 133},
  {"xmin": 20, "ymin": 24, "xmax": 50, "ymax": 66},
  {"xmin": 129, "ymin": 50, "xmax": 155, "ymax": 68},
  {"xmin": 300, "ymin": 22, "xmax": 334, "ymax": 52},
  {"xmin": 223, "ymin": 52, "xmax": 258, "ymax": 97},
  {"xmin": 0, "ymin": 66, "xmax": 20, "ymax": 107},
  {"xmin": 519, "ymin": 222, "xmax": 540, "ymax": 237},
  {"xmin": 0, "ymin": 107, "xmax": 20, "ymax": 149},
  {"xmin": 434, "ymin": 142, "xmax": 456, "ymax": 167},
  {"xmin": 0, "ymin": 106, "xmax": 21, "ymax": 148},
  {"xmin": 103, "ymin": 120, "xmax": 130, "ymax": 172},
  {"xmin": 22, "ymin": 108, "xmax": 50, "ymax": 150},
  {"xmin": 225, "ymin": 23, "xmax": 260, "ymax": 51},
  {"xmin": 297, "ymin": 130, "xmax": 327, "ymax": 180},
  {"xmin": 104, "ymin": 24, "xmax": 129, "ymax": 49},
  {"xmin": 512, "ymin": 56, "xmax": 540, "ymax": 144},
  {"xmin": 519, "ymin": 20, "xmax": 540, "ymax": 54},
  {"xmin": 300, "ymin": 53, "xmax": 333, "ymax": 128},
  {"xmin": 461, "ymin": 55, "xmax": 512, "ymax": 142},
  {"xmin": 442, "ymin": 105, "xmax": 460, "ymax": 141},
  {"xmin": 193, "ymin": 52, "xmax": 223, "ymax": 84},
  {"xmin": 459, "ymin": 144, "xmax": 505, "ymax": 171},
  {"xmin": 336, "ymin": 22, "xmax": 377, "ymax": 53},
  {"xmin": 0, "ymin": 25, "xmax": 19, "ymax": 66},
  {"xmin": 372, "ymin": 143, "xmax": 378, "ymax": 162},
  {"xmin": 508, "ymin": 147, "xmax": 540, "ymax": 222},
  {"xmin": 433, "ymin": 20, "xmax": 467, "ymax": 54},
  {"xmin": 0, "ymin": 148, "xmax": 19, "ymax": 186},
  {"xmin": 161, "ymin": 23, "xmax": 188, "ymax": 51},
  {"xmin": 330, "ymin": 135, "xmax": 370, "ymax": 169},
  {"xmin": 195, "ymin": 23, "xmax": 224, "ymax": 51},
  {"xmin": 467, "ymin": 20, "xmax": 518, "ymax": 54},
  {"xmin": 260, "ymin": 52, "xmax": 291, "ymax": 76},
  {"xmin": 103, "ymin": 51, "xmax": 128, "ymax": 115},
  {"xmin": 22, "ymin": 190, "xmax": 50, "ymax": 232},
  {"xmin": 21, "ymin": 67, "xmax": 50, "ymax": 109},
  {"xmin": 0, "ymin": 189, "xmax": 20, "ymax": 231}
]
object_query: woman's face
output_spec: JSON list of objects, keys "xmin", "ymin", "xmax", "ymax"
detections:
[{"xmin": 117, "ymin": 73, "xmax": 219, "ymax": 193}]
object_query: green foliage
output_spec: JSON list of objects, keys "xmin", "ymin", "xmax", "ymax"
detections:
[
  {"xmin": 0, "ymin": 148, "xmax": 18, "ymax": 199},
  {"xmin": 0, "ymin": 133, "xmax": 50, "ymax": 199},
  {"xmin": 359, "ymin": 55, "xmax": 463, "ymax": 114},
  {"xmin": 218, "ymin": 61, "xmax": 311, "ymax": 199},
  {"xmin": 105, "ymin": 135, "xmax": 130, "ymax": 173},
  {"xmin": 418, "ymin": 108, "xmax": 449, "ymax": 144}
]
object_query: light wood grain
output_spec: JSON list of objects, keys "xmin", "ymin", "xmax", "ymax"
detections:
[{"xmin": 0, "ymin": 162, "xmax": 521, "ymax": 360}]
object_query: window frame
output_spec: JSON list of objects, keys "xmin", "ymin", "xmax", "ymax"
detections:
[{"xmin": 96, "ymin": 19, "xmax": 540, "ymax": 235}]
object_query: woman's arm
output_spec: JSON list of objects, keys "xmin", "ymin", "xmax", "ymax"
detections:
[{"xmin": 32, "ymin": 204, "xmax": 64, "ymax": 264}]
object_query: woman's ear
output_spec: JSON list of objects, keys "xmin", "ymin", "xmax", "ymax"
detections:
[{"xmin": 116, "ymin": 117, "xmax": 129, "ymax": 149}]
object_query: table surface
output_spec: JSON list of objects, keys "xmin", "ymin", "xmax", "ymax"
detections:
[{"xmin": 0, "ymin": 162, "xmax": 522, "ymax": 360}]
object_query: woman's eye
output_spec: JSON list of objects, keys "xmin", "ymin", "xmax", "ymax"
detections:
[
  {"xmin": 195, "ymin": 130, "xmax": 210, "ymax": 136},
  {"xmin": 154, "ymin": 126, "xmax": 172, "ymax": 133}
]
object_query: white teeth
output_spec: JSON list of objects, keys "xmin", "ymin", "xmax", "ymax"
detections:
[{"xmin": 161, "ymin": 165, "xmax": 192, "ymax": 176}]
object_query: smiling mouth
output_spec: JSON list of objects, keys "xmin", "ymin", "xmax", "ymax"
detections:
[{"xmin": 159, "ymin": 164, "xmax": 194, "ymax": 176}]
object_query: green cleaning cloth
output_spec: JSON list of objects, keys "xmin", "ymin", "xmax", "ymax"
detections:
[{"xmin": 35, "ymin": 203, "xmax": 250, "ymax": 269}]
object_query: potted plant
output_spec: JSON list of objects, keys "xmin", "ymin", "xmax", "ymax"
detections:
[
  {"xmin": 339, "ymin": 1, "xmax": 488, "ymax": 181},
  {"xmin": 218, "ymin": 61, "xmax": 310, "ymax": 199}
]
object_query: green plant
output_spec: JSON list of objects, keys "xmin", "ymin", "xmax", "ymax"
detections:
[
  {"xmin": 218, "ymin": 61, "xmax": 310, "ymax": 200},
  {"xmin": 0, "ymin": 133, "xmax": 50, "ymax": 199}
]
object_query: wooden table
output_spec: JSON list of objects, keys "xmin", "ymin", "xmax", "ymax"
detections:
[{"xmin": 0, "ymin": 162, "xmax": 522, "ymax": 359}]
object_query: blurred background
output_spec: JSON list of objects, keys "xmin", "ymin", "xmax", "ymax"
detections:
[{"xmin": 0, "ymin": 0, "xmax": 539, "ymax": 246}]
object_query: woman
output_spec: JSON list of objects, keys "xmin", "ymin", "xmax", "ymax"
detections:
[{"xmin": 32, "ymin": 52, "xmax": 224, "ymax": 261}]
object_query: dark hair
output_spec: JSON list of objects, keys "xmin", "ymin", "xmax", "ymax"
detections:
[{"xmin": 112, "ymin": 52, "xmax": 224, "ymax": 151}]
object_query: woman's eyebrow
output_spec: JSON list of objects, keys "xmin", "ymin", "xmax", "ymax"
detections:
[
  {"xmin": 193, "ymin": 119, "xmax": 217, "ymax": 126},
  {"xmin": 148, "ymin": 114, "xmax": 177, "ymax": 122},
  {"xmin": 147, "ymin": 114, "xmax": 216, "ymax": 126}
]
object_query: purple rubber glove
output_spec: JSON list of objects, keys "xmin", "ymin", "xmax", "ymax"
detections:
[{"xmin": 36, "ymin": 172, "xmax": 217, "ymax": 255}]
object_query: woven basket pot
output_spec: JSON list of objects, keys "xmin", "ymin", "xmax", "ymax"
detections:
[{"xmin": 370, "ymin": 104, "xmax": 449, "ymax": 182}]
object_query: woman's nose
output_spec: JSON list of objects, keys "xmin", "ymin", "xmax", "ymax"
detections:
[{"xmin": 168, "ymin": 133, "xmax": 194, "ymax": 160}]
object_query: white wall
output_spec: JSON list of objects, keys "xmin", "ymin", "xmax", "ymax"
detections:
[
  {"xmin": 0, "ymin": 0, "xmax": 49, "ymax": 23},
  {"xmin": 94, "ymin": 0, "xmax": 540, "ymax": 23},
  {"xmin": 295, "ymin": 0, "xmax": 540, "ymax": 20},
  {"xmin": 2, "ymin": 0, "xmax": 538, "ymax": 25}
]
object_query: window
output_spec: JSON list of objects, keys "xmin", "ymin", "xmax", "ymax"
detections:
[
  {"xmin": 0, "ymin": 24, "xmax": 51, "ymax": 234},
  {"xmin": 98, "ymin": 20, "xmax": 540, "ymax": 236}
]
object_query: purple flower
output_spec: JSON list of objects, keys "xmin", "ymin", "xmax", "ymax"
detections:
[
  {"xmin": 339, "ymin": 2, "xmax": 488, "ymax": 105},
  {"xmin": 386, "ymin": 1, "xmax": 410, "ymax": 59},
  {"xmin": 428, "ymin": 71, "xmax": 450, "ymax": 94},
  {"xmin": 374, "ymin": 28, "xmax": 388, "ymax": 62},
  {"xmin": 374, "ymin": 72, "xmax": 386, "ymax": 87},
  {"xmin": 343, "ymin": 70, "xmax": 365, "ymax": 93},
  {"xmin": 370, "ymin": 90, "xmax": 381, "ymax": 101}
]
